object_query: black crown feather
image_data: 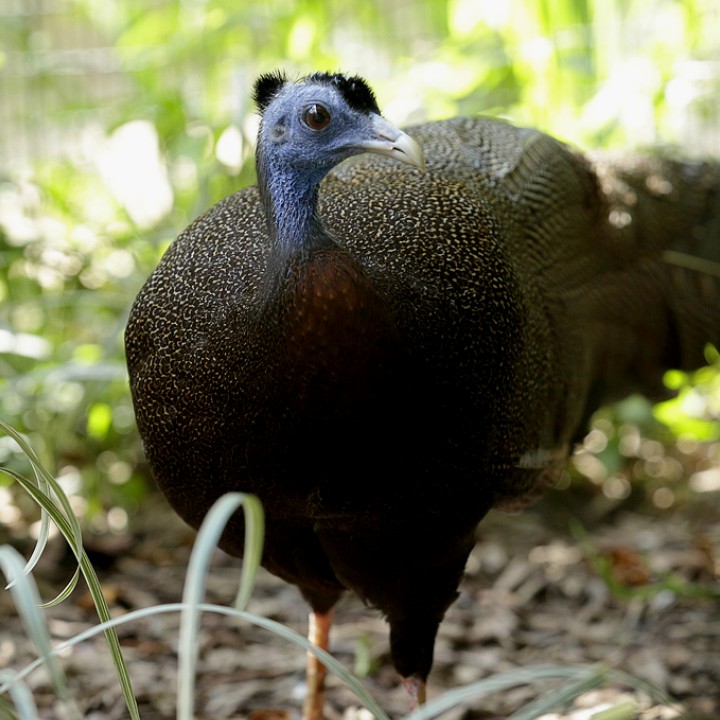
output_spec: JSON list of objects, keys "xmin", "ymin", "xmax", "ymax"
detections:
[
  {"xmin": 306, "ymin": 72, "xmax": 381, "ymax": 115},
  {"xmin": 253, "ymin": 71, "xmax": 381, "ymax": 116},
  {"xmin": 253, "ymin": 71, "xmax": 288, "ymax": 112}
]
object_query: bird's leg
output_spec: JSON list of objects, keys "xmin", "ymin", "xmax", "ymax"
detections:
[
  {"xmin": 303, "ymin": 609, "xmax": 334, "ymax": 720},
  {"xmin": 402, "ymin": 676, "xmax": 427, "ymax": 711}
]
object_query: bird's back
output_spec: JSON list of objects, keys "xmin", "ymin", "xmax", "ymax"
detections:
[{"xmin": 328, "ymin": 116, "xmax": 720, "ymax": 496}]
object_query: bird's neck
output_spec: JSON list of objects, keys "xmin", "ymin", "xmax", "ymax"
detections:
[{"xmin": 258, "ymin": 154, "xmax": 332, "ymax": 259}]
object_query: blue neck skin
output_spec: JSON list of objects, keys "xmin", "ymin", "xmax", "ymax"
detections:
[{"xmin": 257, "ymin": 146, "xmax": 334, "ymax": 260}]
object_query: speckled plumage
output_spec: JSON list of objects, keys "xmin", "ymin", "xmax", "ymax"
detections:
[{"xmin": 125, "ymin": 75, "xmax": 720, "ymax": 691}]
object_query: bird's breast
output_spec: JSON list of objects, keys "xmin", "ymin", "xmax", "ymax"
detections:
[
  {"xmin": 278, "ymin": 249, "xmax": 398, "ymax": 373},
  {"xmin": 243, "ymin": 248, "xmax": 420, "ymax": 513}
]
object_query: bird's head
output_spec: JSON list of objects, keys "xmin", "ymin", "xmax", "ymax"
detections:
[
  {"xmin": 253, "ymin": 71, "xmax": 424, "ymax": 254},
  {"xmin": 254, "ymin": 71, "xmax": 424, "ymax": 188}
]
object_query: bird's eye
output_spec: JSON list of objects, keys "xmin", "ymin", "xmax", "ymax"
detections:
[{"xmin": 303, "ymin": 104, "xmax": 331, "ymax": 131}]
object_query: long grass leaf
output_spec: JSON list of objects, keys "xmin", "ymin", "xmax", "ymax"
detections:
[
  {"xmin": 604, "ymin": 669, "xmax": 677, "ymax": 708},
  {"xmin": 0, "ymin": 464, "xmax": 141, "ymax": 719},
  {"xmin": 407, "ymin": 666, "xmax": 602, "ymax": 720},
  {"xmin": 0, "ymin": 421, "xmax": 83, "ymax": 581},
  {"xmin": 507, "ymin": 669, "xmax": 607, "ymax": 720},
  {"xmin": 3, "ymin": 599, "xmax": 669, "ymax": 720},
  {"xmin": 77, "ymin": 548, "xmax": 140, "ymax": 719},
  {"xmin": 0, "ymin": 466, "xmax": 82, "ymax": 601},
  {"xmin": 177, "ymin": 492, "xmax": 263, "ymax": 720},
  {"xmin": 1, "ymin": 602, "xmax": 391, "ymax": 720},
  {"xmin": 234, "ymin": 493, "xmax": 264, "ymax": 611},
  {"xmin": 0, "ymin": 670, "xmax": 38, "ymax": 720},
  {"xmin": 0, "ymin": 546, "xmax": 81, "ymax": 720},
  {"xmin": 13, "ymin": 465, "xmax": 51, "ymax": 583}
]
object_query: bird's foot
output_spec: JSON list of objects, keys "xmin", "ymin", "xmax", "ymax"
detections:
[{"xmin": 401, "ymin": 675, "xmax": 427, "ymax": 711}]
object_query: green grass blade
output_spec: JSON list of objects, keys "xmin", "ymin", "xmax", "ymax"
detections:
[
  {"xmin": 0, "ymin": 466, "xmax": 82, "ymax": 603},
  {"xmin": 590, "ymin": 702, "xmax": 637, "ymax": 720},
  {"xmin": 177, "ymin": 492, "xmax": 264, "ymax": 720},
  {"xmin": 0, "ymin": 444, "xmax": 141, "ymax": 720},
  {"xmin": 12, "ymin": 468, "xmax": 52, "ymax": 584},
  {"xmin": 507, "ymin": 668, "xmax": 606, "ymax": 720},
  {"xmin": 229, "ymin": 606, "xmax": 391, "ymax": 720},
  {"xmin": 2, "ymin": 468, "xmax": 139, "ymax": 718},
  {"xmin": 5, "ymin": 598, "xmax": 668, "ymax": 720},
  {"xmin": 604, "ymin": 669, "xmax": 677, "ymax": 707},
  {"xmin": 0, "ymin": 670, "xmax": 37, "ymax": 720},
  {"xmin": 407, "ymin": 666, "xmax": 600, "ymax": 720},
  {"xmin": 77, "ymin": 549, "xmax": 140, "ymax": 719},
  {"xmin": 234, "ymin": 493, "xmax": 264, "ymax": 611},
  {"xmin": 1, "ymin": 601, "xmax": 391, "ymax": 720},
  {"xmin": 38, "ymin": 566, "xmax": 82, "ymax": 609},
  {"xmin": 0, "ymin": 421, "xmax": 83, "ymax": 581},
  {"xmin": 0, "ymin": 546, "xmax": 81, "ymax": 720}
]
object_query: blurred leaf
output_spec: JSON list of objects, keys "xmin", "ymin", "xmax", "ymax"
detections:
[{"xmin": 87, "ymin": 403, "xmax": 113, "ymax": 441}]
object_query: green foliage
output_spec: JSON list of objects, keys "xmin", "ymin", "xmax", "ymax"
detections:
[
  {"xmin": 0, "ymin": 0, "xmax": 718, "ymax": 529},
  {"xmin": 654, "ymin": 348, "xmax": 720, "ymax": 441},
  {"xmin": 0, "ymin": 158, "xmax": 152, "ymax": 517}
]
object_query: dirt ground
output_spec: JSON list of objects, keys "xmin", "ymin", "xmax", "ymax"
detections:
[{"xmin": 1, "ymin": 472, "xmax": 719, "ymax": 720}]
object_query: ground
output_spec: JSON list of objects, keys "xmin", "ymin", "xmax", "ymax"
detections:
[{"xmin": 1, "ymin": 473, "xmax": 719, "ymax": 720}]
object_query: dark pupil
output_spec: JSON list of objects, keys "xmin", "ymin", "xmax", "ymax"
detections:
[{"xmin": 306, "ymin": 105, "xmax": 330, "ymax": 129}]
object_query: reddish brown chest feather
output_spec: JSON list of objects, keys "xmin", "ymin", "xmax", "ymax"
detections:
[
  {"xmin": 281, "ymin": 251, "xmax": 396, "ymax": 376},
  {"xmin": 247, "ymin": 249, "xmax": 412, "ymax": 511}
]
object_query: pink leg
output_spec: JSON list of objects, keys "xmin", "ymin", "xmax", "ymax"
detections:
[
  {"xmin": 303, "ymin": 609, "xmax": 334, "ymax": 720},
  {"xmin": 402, "ymin": 676, "xmax": 427, "ymax": 711}
]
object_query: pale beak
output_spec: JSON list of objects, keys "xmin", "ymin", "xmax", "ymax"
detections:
[{"xmin": 353, "ymin": 115, "xmax": 426, "ymax": 171}]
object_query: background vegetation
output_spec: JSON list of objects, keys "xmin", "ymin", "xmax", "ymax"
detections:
[{"xmin": 1, "ymin": 0, "xmax": 719, "ymax": 541}]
